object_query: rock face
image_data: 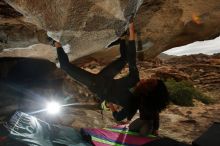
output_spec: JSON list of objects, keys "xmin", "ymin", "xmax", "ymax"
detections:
[
  {"xmin": 0, "ymin": 0, "xmax": 47, "ymax": 50},
  {"xmin": 1, "ymin": 0, "xmax": 143, "ymax": 60},
  {"xmin": 0, "ymin": 0, "xmax": 21, "ymax": 18},
  {"xmin": 1, "ymin": 0, "xmax": 220, "ymax": 61},
  {"xmin": 139, "ymin": 0, "xmax": 220, "ymax": 57}
]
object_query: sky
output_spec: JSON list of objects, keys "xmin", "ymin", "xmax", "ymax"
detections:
[{"xmin": 163, "ymin": 36, "xmax": 220, "ymax": 56}]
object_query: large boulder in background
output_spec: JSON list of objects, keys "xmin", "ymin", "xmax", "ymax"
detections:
[
  {"xmin": 138, "ymin": 0, "xmax": 220, "ymax": 58},
  {"xmin": 0, "ymin": 0, "xmax": 220, "ymax": 61}
]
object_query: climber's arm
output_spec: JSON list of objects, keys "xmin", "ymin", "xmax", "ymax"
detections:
[{"xmin": 54, "ymin": 41, "xmax": 96, "ymax": 88}]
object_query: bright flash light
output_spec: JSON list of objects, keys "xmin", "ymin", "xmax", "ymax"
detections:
[{"xmin": 46, "ymin": 101, "xmax": 61, "ymax": 115}]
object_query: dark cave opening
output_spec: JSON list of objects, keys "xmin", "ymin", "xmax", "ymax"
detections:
[{"xmin": 0, "ymin": 57, "xmax": 65, "ymax": 121}]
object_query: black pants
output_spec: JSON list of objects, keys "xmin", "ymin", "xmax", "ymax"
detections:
[{"xmin": 57, "ymin": 40, "xmax": 139, "ymax": 106}]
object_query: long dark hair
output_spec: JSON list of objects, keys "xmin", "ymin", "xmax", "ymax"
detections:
[{"xmin": 135, "ymin": 79, "xmax": 170, "ymax": 112}]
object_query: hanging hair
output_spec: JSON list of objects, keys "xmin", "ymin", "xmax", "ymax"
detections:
[{"xmin": 134, "ymin": 79, "xmax": 170, "ymax": 112}]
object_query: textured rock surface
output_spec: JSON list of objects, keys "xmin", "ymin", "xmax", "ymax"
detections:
[
  {"xmin": 1, "ymin": 0, "xmax": 143, "ymax": 60},
  {"xmin": 0, "ymin": 0, "xmax": 47, "ymax": 50},
  {"xmin": 138, "ymin": 0, "xmax": 220, "ymax": 58},
  {"xmin": 0, "ymin": 0, "xmax": 220, "ymax": 61}
]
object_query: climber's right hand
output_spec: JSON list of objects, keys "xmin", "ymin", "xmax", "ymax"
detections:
[
  {"xmin": 54, "ymin": 41, "xmax": 62, "ymax": 48},
  {"xmin": 48, "ymin": 37, "xmax": 62, "ymax": 48}
]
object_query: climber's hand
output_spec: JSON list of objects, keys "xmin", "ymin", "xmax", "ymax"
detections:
[
  {"xmin": 129, "ymin": 22, "xmax": 135, "ymax": 40},
  {"xmin": 54, "ymin": 42, "xmax": 62, "ymax": 48},
  {"xmin": 47, "ymin": 37, "xmax": 62, "ymax": 48}
]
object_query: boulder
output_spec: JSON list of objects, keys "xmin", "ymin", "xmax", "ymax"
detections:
[{"xmin": 0, "ymin": 0, "xmax": 220, "ymax": 61}]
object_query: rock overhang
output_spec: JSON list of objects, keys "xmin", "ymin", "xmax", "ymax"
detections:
[{"xmin": 0, "ymin": 0, "xmax": 220, "ymax": 61}]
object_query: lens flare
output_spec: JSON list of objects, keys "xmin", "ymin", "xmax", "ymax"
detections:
[{"xmin": 46, "ymin": 101, "xmax": 61, "ymax": 115}]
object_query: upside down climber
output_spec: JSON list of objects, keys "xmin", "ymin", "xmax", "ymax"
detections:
[{"xmin": 49, "ymin": 18, "xmax": 170, "ymax": 136}]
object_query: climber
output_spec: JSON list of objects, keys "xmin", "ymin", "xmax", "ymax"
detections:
[{"xmin": 50, "ymin": 18, "xmax": 169, "ymax": 136}]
